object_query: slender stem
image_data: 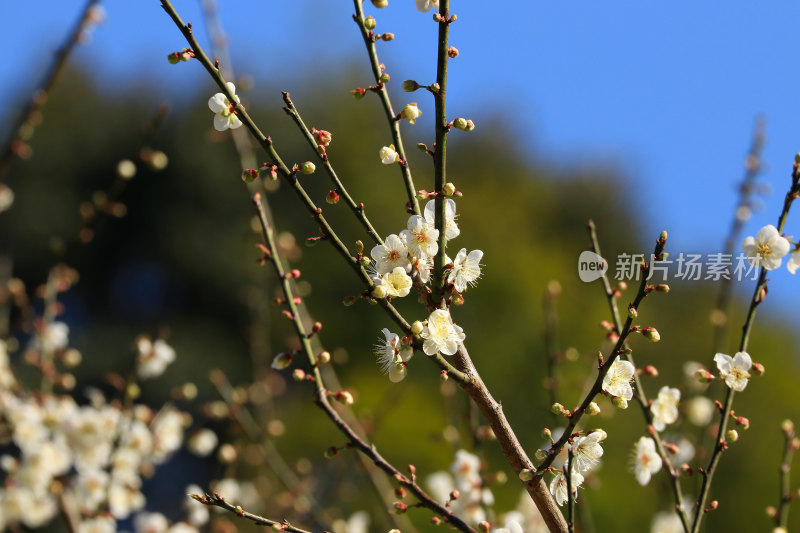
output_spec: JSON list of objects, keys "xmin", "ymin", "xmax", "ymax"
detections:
[
  {"xmin": 566, "ymin": 450, "xmax": 575, "ymax": 533},
  {"xmin": 431, "ymin": 0, "xmax": 451, "ymax": 304},
  {"xmin": 775, "ymin": 421, "xmax": 798, "ymax": 529},
  {"xmin": 351, "ymin": 0, "xmax": 420, "ymax": 216},
  {"xmin": 0, "ymin": 0, "xmax": 102, "ymax": 184},
  {"xmin": 536, "ymin": 231, "xmax": 667, "ymax": 476},
  {"xmin": 587, "ymin": 220, "xmax": 690, "ymax": 532},
  {"xmin": 691, "ymin": 160, "xmax": 800, "ymax": 533},
  {"xmin": 252, "ymin": 193, "xmax": 475, "ymax": 533},
  {"xmin": 543, "ymin": 282, "xmax": 561, "ymax": 424},
  {"xmin": 711, "ymin": 119, "xmax": 765, "ymax": 354},
  {"xmin": 195, "ymin": 493, "xmax": 312, "ymax": 533},
  {"xmin": 281, "ymin": 92, "xmax": 383, "ymax": 245}
]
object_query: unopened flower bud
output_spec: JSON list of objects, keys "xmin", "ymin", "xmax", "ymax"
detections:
[
  {"xmin": 324, "ymin": 446, "xmax": 339, "ymax": 458},
  {"xmin": 364, "ymin": 16, "xmax": 377, "ymax": 30},
  {"xmin": 449, "ymin": 490, "xmax": 460, "ymax": 501},
  {"xmin": 326, "ymin": 190, "xmax": 340, "ymax": 204},
  {"xmin": 752, "ymin": 362, "xmax": 765, "ymax": 376},
  {"xmin": 551, "ymin": 402, "xmax": 566, "ymax": 415},
  {"xmin": 448, "ymin": 46, "xmax": 459, "ymax": 58},
  {"xmin": 402, "ymin": 80, "xmax": 419, "ymax": 92},
  {"xmin": 370, "ymin": 0, "xmax": 388, "ymax": 7},
  {"xmin": 591, "ymin": 429, "xmax": 608, "ymax": 441},
  {"xmin": 464, "ymin": 119, "xmax": 475, "ymax": 132},
  {"xmin": 336, "ymin": 390, "xmax": 354, "ymax": 405},
  {"xmin": 411, "ymin": 320, "xmax": 424, "ymax": 335},
  {"xmin": 372, "ymin": 285, "xmax": 387, "ymax": 299},
  {"xmin": 542, "ymin": 427, "xmax": 552, "ymax": 440},
  {"xmin": 301, "ymin": 161, "xmax": 316, "ymax": 174},
  {"xmin": 168, "ymin": 52, "xmax": 181, "ymax": 64},
  {"xmin": 696, "ymin": 368, "xmax": 714, "ymax": 383},
  {"xmin": 271, "ymin": 352, "xmax": 292, "ymax": 370},
  {"xmin": 317, "ymin": 351, "xmax": 331, "ymax": 365},
  {"xmin": 535, "ymin": 449, "xmax": 547, "ymax": 460},
  {"xmin": 726, "ymin": 429, "xmax": 739, "ymax": 442},
  {"xmin": 735, "ymin": 416, "xmax": 750, "ymax": 430},
  {"xmin": 642, "ymin": 327, "xmax": 660, "ymax": 342},
  {"xmin": 613, "ymin": 396, "xmax": 629, "ymax": 409},
  {"xmin": 292, "ymin": 369, "xmax": 305, "ymax": 381},
  {"xmin": 430, "ymin": 82, "xmax": 440, "ymax": 92},
  {"xmin": 453, "ymin": 117, "xmax": 468, "ymax": 130},
  {"xmin": 439, "ymin": 370, "xmax": 449, "ymax": 382},
  {"xmin": 628, "ymin": 306, "xmax": 638, "ymax": 319},
  {"xmin": 518, "ymin": 468, "xmax": 534, "ymax": 482},
  {"xmin": 62, "ymin": 348, "xmax": 82, "ymax": 367},
  {"xmin": 782, "ymin": 419, "xmax": 795, "ymax": 435},
  {"xmin": 656, "ymin": 283, "xmax": 670, "ymax": 293},
  {"xmin": 586, "ymin": 402, "xmax": 601, "ymax": 416},
  {"xmin": 389, "ymin": 364, "xmax": 407, "ymax": 383},
  {"xmin": 644, "ymin": 365, "xmax": 658, "ymax": 377},
  {"xmin": 379, "ymin": 73, "xmax": 390, "ymax": 83},
  {"xmin": 478, "ymin": 521, "xmax": 490, "ymax": 533},
  {"xmin": 242, "ymin": 168, "xmax": 258, "ymax": 183},
  {"xmin": 360, "ymin": 256, "xmax": 371, "ymax": 268},
  {"xmin": 381, "ymin": 32, "xmax": 395, "ymax": 41},
  {"xmin": 401, "ymin": 102, "xmax": 422, "ymax": 124},
  {"xmin": 443, "ymin": 182, "xmax": 456, "ymax": 196}
]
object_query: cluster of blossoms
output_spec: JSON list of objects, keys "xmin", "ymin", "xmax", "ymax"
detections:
[
  {"xmin": 548, "ymin": 429, "xmax": 607, "ymax": 506},
  {"xmin": 371, "ymin": 199, "xmax": 482, "ymax": 379},
  {"xmin": 426, "ymin": 450, "xmax": 495, "ymax": 525},
  {"xmin": 0, "ymin": 327, "xmax": 226, "ymax": 533},
  {"xmin": 742, "ymin": 224, "xmax": 798, "ymax": 273}
]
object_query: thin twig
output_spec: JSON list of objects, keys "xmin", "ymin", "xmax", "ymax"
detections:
[
  {"xmin": 193, "ymin": 493, "xmax": 312, "ymax": 533},
  {"xmin": 587, "ymin": 220, "xmax": 690, "ymax": 532},
  {"xmin": 690, "ymin": 159, "xmax": 800, "ymax": 533},
  {"xmin": 536, "ymin": 231, "xmax": 668, "ymax": 477},
  {"xmin": 351, "ymin": 0, "xmax": 420, "ymax": 216},
  {"xmin": 281, "ymin": 92, "xmax": 383, "ymax": 245},
  {"xmin": 711, "ymin": 118, "xmax": 765, "ymax": 354},
  {"xmin": 774, "ymin": 420, "xmax": 799, "ymax": 529},
  {"xmin": 565, "ymin": 450, "xmax": 575, "ymax": 533},
  {"xmin": 0, "ymin": 0, "xmax": 102, "ymax": 184}
]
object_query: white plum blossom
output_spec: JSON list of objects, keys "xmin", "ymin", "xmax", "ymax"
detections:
[
  {"xmin": 187, "ymin": 428, "xmax": 218, "ymax": 457},
  {"xmin": 493, "ymin": 521, "xmax": 524, "ymax": 533},
  {"xmin": 151, "ymin": 408, "xmax": 185, "ymax": 462},
  {"xmin": 741, "ymin": 224, "xmax": 790, "ymax": 270},
  {"xmin": 714, "ymin": 351, "xmax": 752, "ymax": 392},
  {"xmin": 40, "ymin": 321, "xmax": 70, "ymax": 352},
  {"xmin": 602, "ymin": 357, "xmax": 635, "ymax": 400},
  {"xmin": 650, "ymin": 511, "xmax": 684, "ymax": 533},
  {"xmin": 373, "ymin": 267, "xmax": 412, "ymax": 298},
  {"xmin": 632, "ymin": 436, "xmax": 662, "ymax": 486},
  {"xmin": 413, "ymin": 256, "xmax": 433, "ymax": 283},
  {"xmin": 207, "ymin": 82, "xmax": 242, "ymax": 131},
  {"xmin": 788, "ymin": 250, "xmax": 800, "ymax": 274},
  {"xmin": 424, "ymin": 449, "xmax": 491, "ymax": 526},
  {"xmin": 416, "ymin": 0, "xmax": 439, "ymax": 12},
  {"xmin": 650, "ymin": 386, "xmax": 681, "ymax": 431},
  {"xmin": 379, "ymin": 144, "xmax": 400, "ymax": 164},
  {"xmin": 79, "ymin": 515, "xmax": 117, "ymax": 533},
  {"xmin": 448, "ymin": 248, "xmax": 483, "ymax": 292},
  {"xmin": 371, "ymin": 234, "xmax": 411, "ymax": 274},
  {"xmin": 421, "ymin": 309, "xmax": 465, "ymax": 356},
  {"xmin": 571, "ymin": 431, "xmax": 604, "ymax": 473},
  {"xmin": 686, "ymin": 396, "xmax": 715, "ymax": 426},
  {"xmin": 134, "ymin": 512, "xmax": 169, "ymax": 533},
  {"xmin": 549, "ymin": 469, "xmax": 584, "ymax": 506},
  {"xmin": 401, "ymin": 215, "xmax": 439, "ymax": 259},
  {"xmin": 374, "ymin": 328, "xmax": 401, "ymax": 374},
  {"xmin": 136, "ymin": 337, "xmax": 176, "ymax": 379},
  {"xmin": 424, "ymin": 199, "xmax": 460, "ymax": 242}
]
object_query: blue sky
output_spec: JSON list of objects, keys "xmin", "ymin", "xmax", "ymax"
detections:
[{"xmin": 2, "ymin": 0, "xmax": 799, "ymax": 306}]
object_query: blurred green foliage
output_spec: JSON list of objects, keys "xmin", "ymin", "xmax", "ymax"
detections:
[{"xmin": 1, "ymin": 67, "xmax": 799, "ymax": 532}]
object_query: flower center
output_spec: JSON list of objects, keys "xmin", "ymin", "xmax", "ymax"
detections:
[{"xmin": 756, "ymin": 242, "xmax": 771, "ymax": 257}]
